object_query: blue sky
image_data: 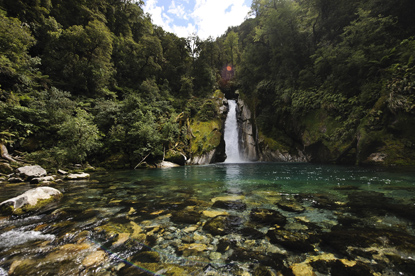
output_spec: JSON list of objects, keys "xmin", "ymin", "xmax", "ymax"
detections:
[{"xmin": 143, "ymin": 0, "xmax": 253, "ymax": 39}]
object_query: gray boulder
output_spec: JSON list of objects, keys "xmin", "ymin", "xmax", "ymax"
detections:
[
  {"xmin": 0, "ymin": 187, "xmax": 62, "ymax": 215},
  {"xmin": 16, "ymin": 165, "xmax": 47, "ymax": 180}
]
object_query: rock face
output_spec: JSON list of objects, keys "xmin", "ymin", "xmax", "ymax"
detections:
[
  {"xmin": 187, "ymin": 149, "xmax": 224, "ymax": 165},
  {"xmin": 16, "ymin": 165, "xmax": 47, "ymax": 180},
  {"xmin": 0, "ymin": 187, "xmax": 62, "ymax": 215},
  {"xmin": 237, "ymin": 98, "xmax": 259, "ymax": 161},
  {"xmin": 236, "ymin": 99, "xmax": 307, "ymax": 162}
]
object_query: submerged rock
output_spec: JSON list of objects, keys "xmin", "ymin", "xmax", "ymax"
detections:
[
  {"xmin": 250, "ymin": 208, "xmax": 287, "ymax": 226},
  {"xmin": 171, "ymin": 209, "xmax": 201, "ymax": 224},
  {"xmin": 267, "ymin": 229, "xmax": 314, "ymax": 253},
  {"xmin": 16, "ymin": 165, "xmax": 47, "ymax": 180},
  {"xmin": 0, "ymin": 186, "xmax": 62, "ymax": 215},
  {"xmin": 276, "ymin": 198, "xmax": 305, "ymax": 213},
  {"xmin": 212, "ymin": 200, "xmax": 247, "ymax": 211},
  {"xmin": 81, "ymin": 250, "xmax": 106, "ymax": 268},
  {"xmin": 203, "ymin": 215, "xmax": 243, "ymax": 236}
]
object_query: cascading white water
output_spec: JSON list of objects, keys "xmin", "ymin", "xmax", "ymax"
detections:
[{"xmin": 224, "ymin": 100, "xmax": 243, "ymax": 163}]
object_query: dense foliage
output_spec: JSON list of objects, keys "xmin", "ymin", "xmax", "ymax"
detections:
[
  {"xmin": 0, "ymin": 0, "xmax": 227, "ymax": 168},
  {"xmin": 1, "ymin": 0, "xmax": 415, "ymax": 168},
  {"xmin": 233, "ymin": 0, "xmax": 415, "ymax": 165}
]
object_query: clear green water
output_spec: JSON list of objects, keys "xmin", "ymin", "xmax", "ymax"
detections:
[{"xmin": 1, "ymin": 163, "xmax": 415, "ymax": 275}]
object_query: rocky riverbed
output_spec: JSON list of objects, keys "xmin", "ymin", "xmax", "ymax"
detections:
[{"xmin": 1, "ymin": 164, "xmax": 415, "ymax": 275}]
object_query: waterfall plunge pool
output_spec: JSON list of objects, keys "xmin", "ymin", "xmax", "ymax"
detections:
[{"xmin": 1, "ymin": 162, "xmax": 415, "ymax": 275}]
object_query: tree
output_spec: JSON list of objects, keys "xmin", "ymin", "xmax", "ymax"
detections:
[
  {"xmin": 57, "ymin": 108, "xmax": 101, "ymax": 164},
  {"xmin": 43, "ymin": 19, "xmax": 114, "ymax": 96}
]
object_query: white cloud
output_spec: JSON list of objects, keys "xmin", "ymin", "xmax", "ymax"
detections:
[
  {"xmin": 143, "ymin": 0, "xmax": 173, "ymax": 32},
  {"xmin": 192, "ymin": 0, "xmax": 251, "ymax": 39},
  {"xmin": 143, "ymin": 0, "xmax": 251, "ymax": 39},
  {"xmin": 172, "ymin": 23, "xmax": 197, "ymax": 38},
  {"xmin": 168, "ymin": 1, "xmax": 188, "ymax": 20}
]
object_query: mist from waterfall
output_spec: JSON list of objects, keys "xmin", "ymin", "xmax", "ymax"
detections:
[{"xmin": 224, "ymin": 100, "xmax": 243, "ymax": 163}]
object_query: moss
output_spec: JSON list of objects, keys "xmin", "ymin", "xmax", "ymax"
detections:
[
  {"xmin": 258, "ymin": 131, "xmax": 290, "ymax": 152},
  {"xmin": 189, "ymin": 119, "xmax": 222, "ymax": 155},
  {"xmin": 13, "ymin": 194, "xmax": 63, "ymax": 216}
]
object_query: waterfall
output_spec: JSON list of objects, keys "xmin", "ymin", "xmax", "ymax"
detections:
[{"xmin": 224, "ymin": 100, "xmax": 243, "ymax": 163}]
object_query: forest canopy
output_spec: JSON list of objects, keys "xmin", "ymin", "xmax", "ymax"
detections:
[{"xmin": 1, "ymin": 0, "xmax": 415, "ymax": 168}]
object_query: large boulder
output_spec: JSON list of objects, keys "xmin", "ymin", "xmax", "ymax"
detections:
[
  {"xmin": 16, "ymin": 165, "xmax": 47, "ymax": 180},
  {"xmin": 0, "ymin": 187, "xmax": 62, "ymax": 215}
]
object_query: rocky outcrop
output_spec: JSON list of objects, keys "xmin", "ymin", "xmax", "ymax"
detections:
[
  {"xmin": 0, "ymin": 187, "xmax": 62, "ymax": 215},
  {"xmin": 16, "ymin": 165, "xmax": 47, "ymax": 180}
]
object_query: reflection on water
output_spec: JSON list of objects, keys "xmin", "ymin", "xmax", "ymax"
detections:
[{"xmin": 1, "ymin": 163, "xmax": 415, "ymax": 275}]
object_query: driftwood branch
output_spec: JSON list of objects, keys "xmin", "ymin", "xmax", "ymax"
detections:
[
  {"xmin": 0, "ymin": 143, "xmax": 21, "ymax": 164},
  {"xmin": 134, "ymin": 152, "xmax": 151, "ymax": 169}
]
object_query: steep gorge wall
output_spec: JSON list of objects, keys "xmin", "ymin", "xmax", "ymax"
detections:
[{"xmin": 236, "ymin": 99, "xmax": 308, "ymax": 162}]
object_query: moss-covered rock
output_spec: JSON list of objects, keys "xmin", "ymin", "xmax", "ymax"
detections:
[{"xmin": 0, "ymin": 187, "xmax": 62, "ymax": 215}]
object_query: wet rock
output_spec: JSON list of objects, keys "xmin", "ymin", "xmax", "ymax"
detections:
[
  {"xmin": 131, "ymin": 251, "xmax": 160, "ymax": 263},
  {"xmin": 0, "ymin": 162, "xmax": 13, "ymax": 174},
  {"xmin": 58, "ymin": 169, "xmax": 68, "ymax": 175},
  {"xmin": 290, "ymin": 262, "xmax": 315, "ymax": 276},
  {"xmin": 171, "ymin": 209, "xmax": 201, "ymax": 224},
  {"xmin": 202, "ymin": 210, "xmax": 229, "ymax": 218},
  {"xmin": 82, "ymin": 250, "xmax": 106, "ymax": 268},
  {"xmin": 203, "ymin": 215, "xmax": 243, "ymax": 236},
  {"xmin": 329, "ymin": 260, "xmax": 372, "ymax": 275},
  {"xmin": 212, "ymin": 200, "xmax": 247, "ymax": 211},
  {"xmin": 16, "ymin": 165, "xmax": 47, "ymax": 180},
  {"xmin": 266, "ymin": 229, "xmax": 314, "ymax": 253},
  {"xmin": 211, "ymin": 195, "xmax": 245, "ymax": 203},
  {"xmin": 30, "ymin": 176, "xmax": 55, "ymax": 184},
  {"xmin": 217, "ymin": 238, "xmax": 237, "ymax": 252},
  {"xmin": 347, "ymin": 191, "xmax": 389, "ymax": 216},
  {"xmin": 7, "ymin": 177, "xmax": 24, "ymax": 183},
  {"xmin": 0, "ymin": 186, "xmax": 62, "ymax": 215},
  {"xmin": 250, "ymin": 208, "xmax": 287, "ymax": 226},
  {"xmin": 178, "ymin": 243, "xmax": 208, "ymax": 256},
  {"xmin": 239, "ymin": 227, "xmax": 265, "ymax": 239},
  {"xmin": 298, "ymin": 193, "xmax": 339, "ymax": 210},
  {"xmin": 276, "ymin": 198, "xmax": 305, "ymax": 213},
  {"xmin": 66, "ymin": 172, "xmax": 90, "ymax": 180}
]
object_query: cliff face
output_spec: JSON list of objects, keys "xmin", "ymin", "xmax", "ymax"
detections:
[
  {"xmin": 237, "ymin": 99, "xmax": 258, "ymax": 161},
  {"xmin": 236, "ymin": 99, "xmax": 307, "ymax": 163}
]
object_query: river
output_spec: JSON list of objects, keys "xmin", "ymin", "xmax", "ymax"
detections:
[{"xmin": 1, "ymin": 163, "xmax": 415, "ymax": 275}]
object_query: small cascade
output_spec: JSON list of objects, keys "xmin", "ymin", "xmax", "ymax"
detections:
[{"xmin": 224, "ymin": 100, "xmax": 243, "ymax": 163}]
